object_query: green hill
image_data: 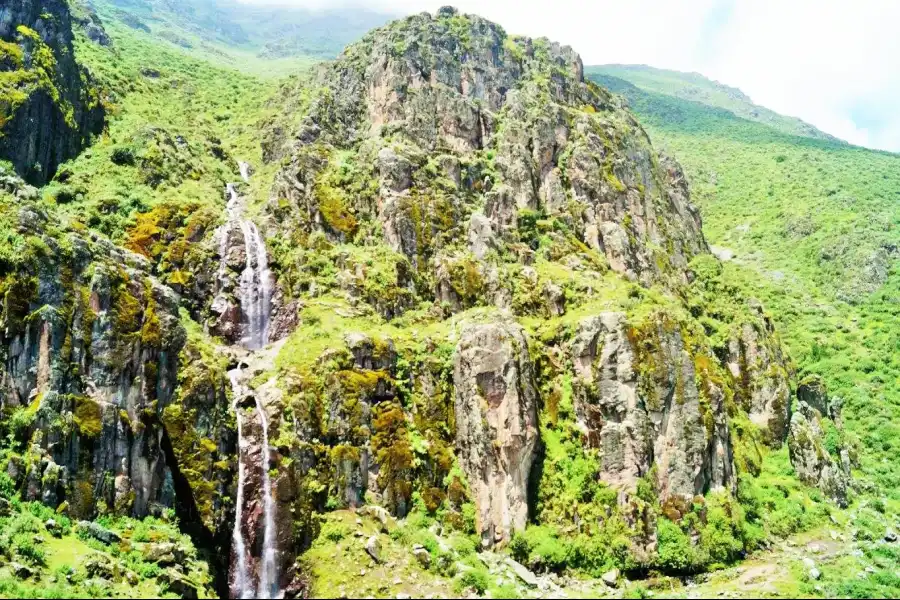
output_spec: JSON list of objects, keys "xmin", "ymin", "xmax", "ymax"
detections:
[
  {"xmin": 587, "ymin": 64, "xmax": 900, "ymax": 506},
  {"xmin": 592, "ymin": 64, "xmax": 842, "ymax": 142}
]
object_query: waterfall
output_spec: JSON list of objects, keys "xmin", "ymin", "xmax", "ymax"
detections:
[
  {"xmin": 221, "ymin": 181, "xmax": 273, "ymax": 350},
  {"xmin": 224, "ymin": 164, "xmax": 281, "ymax": 599},
  {"xmin": 229, "ymin": 370, "xmax": 253, "ymax": 600},
  {"xmin": 237, "ymin": 219, "xmax": 273, "ymax": 350},
  {"xmin": 256, "ymin": 395, "xmax": 278, "ymax": 599}
]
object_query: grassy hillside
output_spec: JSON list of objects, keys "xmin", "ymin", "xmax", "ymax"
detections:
[
  {"xmin": 594, "ymin": 65, "xmax": 841, "ymax": 142},
  {"xmin": 587, "ymin": 65, "xmax": 900, "ymax": 506},
  {"xmin": 86, "ymin": 0, "xmax": 391, "ymax": 75}
]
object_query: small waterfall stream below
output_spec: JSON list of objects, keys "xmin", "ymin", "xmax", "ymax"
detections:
[{"xmin": 220, "ymin": 163, "xmax": 281, "ymax": 599}]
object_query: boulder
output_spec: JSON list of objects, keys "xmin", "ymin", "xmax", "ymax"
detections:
[
  {"xmin": 45, "ymin": 519, "xmax": 62, "ymax": 538},
  {"xmin": 143, "ymin": 542, "xmax": 184, "ymax": 566},
  {"xmin": 78, "ymin": 521, "xmax": 121, "ymax": 545},
  {"xmin": 412, "ymin": 545, "xmax": 431, "ymax": 568},
  {"xmin": 365, "ymin": 535, "xmax": 382, "ymax": 563},
  {"xmin": 602, "ymin": 568, "xmax": 620, "ymax": 588},
  {"xmin": 11, "ymin": 563, "xmax": 33, "ymax": 579},
  {"xmin": 84, "ymin": 554, "xmax": 117, "ymax": 580},
  {"xmin": 505, "ymin": 558, "xmax": 538, "ymax": 587}
]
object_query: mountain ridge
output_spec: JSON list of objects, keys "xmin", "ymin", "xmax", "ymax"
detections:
[{"xmin": 589, "ymin": 63, "xmax": 844, "ymax": 144}]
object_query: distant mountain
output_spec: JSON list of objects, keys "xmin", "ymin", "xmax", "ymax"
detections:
[
  {"xmin": 90, "ymin": 0, "xmax": 393, "ymax": 60},
  {"xmin": 588, "ymin": 64, "xmax": 841, "ymax": 142}
]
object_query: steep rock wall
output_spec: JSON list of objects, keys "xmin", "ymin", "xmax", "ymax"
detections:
[{"xmin": 0, "ymin": 0, "xmax": 105, "ymax": 184}]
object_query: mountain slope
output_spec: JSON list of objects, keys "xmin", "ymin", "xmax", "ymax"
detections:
[
  {"xmin": 0, "ymin": 5, "xmax": 895, "ymax": 600},
  {"xmin": 586, "ymin": 64, "xmax": 900, "ymax": 597},
  {"xmin": 590, "ymin": 64, "xmax": 841, "ymax": 142},
  {"xmin": 85, "ymin": 0, "xmax": 393, "ymax": 74}
]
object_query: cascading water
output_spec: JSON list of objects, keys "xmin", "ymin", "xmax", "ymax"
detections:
[
  {"xmin": 256, "ymin": 395, "xmax": 278, "ymax": 599},
  {"xmin": 229, "ymin": 369, "xmax": 252, "ymax": 600},
  {"xmin": 222, "ymin": 164, "xmax": 281, "ymax": 599}
]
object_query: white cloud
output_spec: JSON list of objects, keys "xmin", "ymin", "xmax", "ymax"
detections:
[{"xmin": 235, "ymin": 0, "xmax": 900, "ymax": 151}]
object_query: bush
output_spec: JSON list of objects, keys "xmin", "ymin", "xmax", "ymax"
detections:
[
  {"xmin": 320, "ymin": 520, "xmax": 350, "ymax": 543},
  {"xmin": 110, "ymin": 147, "xmax": 136, "ymax": 166},
  {"xmin": 655, "ymin": 518, "xmax": 698, "ymax": 573},
  {"xmin": 13, "ymin": 534, "xmax": 45, "ymax": 566},
  {"xmin": 456, "ymin": 567, "xmax": 489, "ymax": 595}
]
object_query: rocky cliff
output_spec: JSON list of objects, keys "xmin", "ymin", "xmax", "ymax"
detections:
[
  {"xmin": 253, "ymin": 8, "xmax": 825, "ymax": 571},
  {"xmin": 0, "ymin": 0, "xmax": 106, "ymax": 184}
]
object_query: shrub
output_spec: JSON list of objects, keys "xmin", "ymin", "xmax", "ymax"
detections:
[
  {"xmin": 655, "ymin": 518, "xmax": 698, "ymax": 573},
  {"xmin": 456, "ymin": 566, "xmax": 489, "ymax": 595},
  {"xmin": 13, "ymin": 534, "xmax": 45, "ymax": 566}
]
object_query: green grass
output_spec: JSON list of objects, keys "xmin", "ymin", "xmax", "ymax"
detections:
[{"xmin": 0, "ymin": 499, "xmax": 211, "ymax": 598}]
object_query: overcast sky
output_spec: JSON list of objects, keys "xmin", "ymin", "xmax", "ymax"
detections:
[{"xmin": 238, "ymin": 0, "xmax": 900, "ymax": 152}]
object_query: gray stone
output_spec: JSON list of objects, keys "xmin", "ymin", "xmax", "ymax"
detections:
[
  {"xmin": 365, "ymin": 535, "xmax": 382, "ymax": 563},
  {"xmin": 412, "ymin": 546, "xmax": 431, "ymax": 568},
  {"xmin": 602, "ymin": 568, "xmax": 620, "ymax": 588},
  {"xmin": 505, "ymin": 558, "xmax": 538, "ymax": 587},
  {"xmin": 78, "ymin": 521, "xmax": 121, "ymax": 545},
  {"xmin": 11, "ymin": 563, "xmax": 33, "ymax": 579}
]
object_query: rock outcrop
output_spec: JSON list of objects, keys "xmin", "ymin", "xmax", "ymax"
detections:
[
  {"xmin": 0, "ymin": 202, "xmax": 187, "ymax": 518},
  {"xmin": 788, "ymin": 402, "xmax": 849, "ymax": 507},
  {"xmin": 725, "ymin": 302, "xmax": 792, "ymax": 444},
  {"xmin": 453, "ymin": 320, "xmax": 538, "ymax": 546},
  {"xmin": 267, "ymin": 7, "xmax": 706, "ymax": 294},
  {"xmin": 570, "ymin": 312, "xmax": 733, "ymax": 500},
  {"xmin": 788, "ymin": 380, "xmax": 851, "ymax": 506},
  {"xmin": 0, "ymin": 0, "xmax": 105, "ymax": 184}
]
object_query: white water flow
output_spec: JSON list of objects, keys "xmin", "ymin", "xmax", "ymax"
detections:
[
  {"xmin": 224, "ymin": 183, "xmax": 273, "ymax": 351},
  {"xmin": 229, "ymin": 370, "xmax": 253, "ymax": 600},
  {"xmin": 224, "ymin": 165, "xmax": 280, "ymax": 599},
  {"xmin": 256, "ymin": 395, "xmax": 278, "ymax": 599}
]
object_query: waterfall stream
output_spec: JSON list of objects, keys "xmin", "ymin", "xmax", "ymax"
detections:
[
  {"xmin": 223, "ymin": 165, "xmax": 281, "ymax": 599},
  {"xmin": 229, "ymin": 370, "xmax": 252, "ymax": 599}
]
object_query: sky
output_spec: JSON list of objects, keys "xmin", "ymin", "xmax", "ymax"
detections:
[{"xmin": 237, "ymin": 0, "xmax": 900, "ymax": 152}]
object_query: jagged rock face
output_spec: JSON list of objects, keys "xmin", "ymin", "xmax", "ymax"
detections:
[
  {"xmin": 453, "ymin": 320, "xmax": 538, "ymax": 546},
  {"xmin": 268, "ymin": 7, "xmax": 707, "ymax": 291},
  {"xmin": 788, "ymin": 402, "xmax": 849, "ymax": 507},
  {"xmin": 570, "ymin": 312, "xmax": 733, "ymax": 500},
  {"xmin": 0, "ymin": 206, "xmax": 186, "ymax": 518},
  {"xmin": 0, "ymin": 0, "xmax": 105, "ymax": 184},
  {"xmin": 725, "ymin": 302, "xmax": 791, "ymax": 444}
]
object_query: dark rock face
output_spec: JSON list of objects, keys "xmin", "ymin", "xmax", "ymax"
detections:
[
  {"xmin": 0, "ymin": 204, "xmax": 186, "ymax": 519},
  {"xmin": 0, "ymin": 0, "xmax": 105, "ymax": 185}
]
